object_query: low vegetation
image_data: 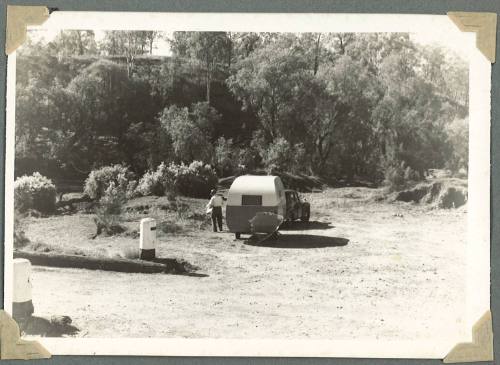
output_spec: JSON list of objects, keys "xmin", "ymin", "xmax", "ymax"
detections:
[
  {"xmin": 93, "ymin": 182, "xmax": 127, "ymax": 237},
  {"xmin": 83, "ymin": 164, "xmax": 137, "ymax": 201},
  {"xmin": 135, "ymin": 161, "xmax": 218, "ymax": 198},
  {"xmin": 14, "ymin": 172, "xmax": 57, "ymax": 214},
  {"xmin": 14, "ymin": 210, "xmax": 30, "ymax": 249}
]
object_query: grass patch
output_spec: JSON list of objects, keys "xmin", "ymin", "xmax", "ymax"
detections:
[
  {"xmin": 25, "ymin": 241, "xmax": 54, "ymax": 253},
  {"xmin": 158, "ymin": 220, "xmax": 184, "ymax": 234},
  {"xmin": 118, "ymin": 246, "xmax": 141, "ymax": 260}
]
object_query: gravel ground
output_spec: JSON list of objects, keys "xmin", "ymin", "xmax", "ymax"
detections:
[{"xmin": 24, "ymin": 187, "xmax": 466, "ymax": 340}]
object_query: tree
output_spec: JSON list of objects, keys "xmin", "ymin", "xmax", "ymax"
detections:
[
  {"xmin": 191, "ymin": 101, "xmax": 220, "ymax": 140},
  {"xmin": 445, "ymin": 117, "xmax": 468, "ymax": 172},
  {"xmin": 15, "ymin": 30, "xmax": 469, "ymax": 186},
  {"xmin": 170, "ymin": 32, "xmax": 232, "ymax": 104},
  {"xmin": 214, "ymin": 137, "xmax": 235, "ymax": 176},
  {"xmin": 261, "ymin": 137, "xmax": 306, "ymax": 174},
  {"xmin": 99, "ymin": 31, "xmax": 151, "ymax": 76},
  {"xmin": 373, "ymin": 52, "xmax": 451, "ymax": 177},
  {"xmin": 228, "ymin": 35, "xmax": 312, "ymax": 141},
  {"xmin": 52, "ymin": 30, "xmax": 98, "ymax": 56},
  {"xmin": 55, "ymin": 60, "xmax": 153, "ymax": 173},
  {"xmin": 159, "ymin": 105, "xmax": 214, "ymax": 164},
  {"xmin": 144, "ymin": 31, "xmax": 159, "ymax": 54}
]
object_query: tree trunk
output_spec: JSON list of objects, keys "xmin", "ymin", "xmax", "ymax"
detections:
[
  {"xmin": 227, "ymin": 33, "xmax": 233, "ymax": 69},
  {"xmin": 206, "ymin": 62, "xmax": 211, "ymax": 105},
  {"xmin": 313, "ymin": 34, "xmax": 322, "ymax": 76},
  {"xmin": 338, "ymin": 35, "xmax": 345, "ymax": 55},
  {"xmin": 76, "ymin": 31, "xmax": 84, "ymax": 55}
]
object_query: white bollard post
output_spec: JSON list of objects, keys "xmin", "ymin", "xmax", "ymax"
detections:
[
  {"xmin": 12, "ymin": 258, "xmax": 34, "ymax": 321},
  {"xmin": 140, "ymin": 218, "xmax": 157, "ymax": 260}
]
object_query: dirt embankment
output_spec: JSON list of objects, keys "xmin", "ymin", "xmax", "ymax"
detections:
[{"xmin": 393, "ymin": 178, "xmax": 467, "ymax": 208}]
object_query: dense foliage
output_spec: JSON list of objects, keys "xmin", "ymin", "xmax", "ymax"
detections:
[
  {"xmin": 14, "ymin": 172, "xmax": 57, "ymax": 213},
  {"xmin": 83, "ymin": 164, "xmax": 136, "ymax": 200},
  {"xmin": 94, "ymin": 182, "xmax": 127, "ymax": 236},
  {"xmin": 137, "ymin": 162, "xmax": 174, "ymax": 197},
  {"xmin": 170, "ymin": 161, "xmax": 218, "ymax": 198},
  {"xmin": 16, "ymin": 30, "xmax": 468, "ymax": 190}
]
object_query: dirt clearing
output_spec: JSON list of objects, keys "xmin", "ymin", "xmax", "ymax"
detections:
[{"xmin": 24, "ymin": 187, "xmax": 466, "ymax": 340}]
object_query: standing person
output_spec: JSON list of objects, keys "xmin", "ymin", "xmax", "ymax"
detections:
[{"xmin": 207, "ymin": 189, "xmax": 223, "ymax": 232}]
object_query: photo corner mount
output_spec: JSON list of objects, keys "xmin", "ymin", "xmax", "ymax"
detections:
[
  {"xmin": 6, "ymin": 5, "xmax": 50, "ymax": 55},
  {"xmin": 447, "ymin": 12, "xmax": 497, "ymax": 63},
  {"xmin": 443, "ymin": 310, "xmax": 493, "ymax": 363},
  {"xmin": 0, "ymin": 310, "xmax": 51, "ymax": 360}
]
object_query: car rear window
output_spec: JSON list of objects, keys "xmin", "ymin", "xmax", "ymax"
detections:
[{"xmin": 242, "ymin": 195, "xmax": 262, "ymax": 206}]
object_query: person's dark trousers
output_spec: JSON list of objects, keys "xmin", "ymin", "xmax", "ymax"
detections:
[{"xmin": 211, "ymin": 206, "xmax": 223, "ymax": 232}]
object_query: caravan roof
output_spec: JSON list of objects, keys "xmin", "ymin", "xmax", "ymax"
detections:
[{"xmin": 227, "ymin": 175, "xmax": 285, "ymax": 206}]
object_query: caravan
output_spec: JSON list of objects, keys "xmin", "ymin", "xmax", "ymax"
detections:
[{"xmin": 226, "ymin": 175, "xmax": 286, "ymax": 239}]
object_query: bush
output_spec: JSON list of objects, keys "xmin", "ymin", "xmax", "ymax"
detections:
[
  {"xmin": 170, "ymin": 161, "xmax": 218, "ymax": 198},
  {"xmin": 384, "ymin": 161, "xmax": 422, "ymax": 191},
  {"xmin": 404, "ymin": 166, "xmax": 421, "ymax": 182},
  {"xmin": 384, "ymin": 162, "xmax": 406, "ymax": 191},
  {"xmin": 84, "ymin": 164, "xmax": 136, "ymax": 200},
  {"xmin": 158, "ymin": 219, "xmax": 184, "ymax": 234},
  {"xmin": 137, "ymin": 161, "xmax": 217, "ymax": 198},
  {"xmin": 136, "ymin": 162, "xmax": 175, "ymax": 196},
  {"xmin": 14, "ymin": 210, "xmax": 30, "ymax": 249},
  {"xmin": 93, "ymin": 182, "xmax": 126, "ymax": 236},
  {"xmin": 14, "ymin": 172, "xmax": 56, "ymax": 214}
]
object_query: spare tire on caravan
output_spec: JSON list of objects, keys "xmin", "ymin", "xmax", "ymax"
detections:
[{"xmin": 226, "ymin": 175, "xmax": 286, "ymax": 239}]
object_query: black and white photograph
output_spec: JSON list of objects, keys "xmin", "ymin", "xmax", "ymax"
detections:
[{"xmin": 4, "ymin": 12, "xmax": 491, "ymax": 358}]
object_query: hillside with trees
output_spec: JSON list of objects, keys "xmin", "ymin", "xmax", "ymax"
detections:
[{"xmin": 15, "ymin": 30, "xmax": 468, "ymax": 188}]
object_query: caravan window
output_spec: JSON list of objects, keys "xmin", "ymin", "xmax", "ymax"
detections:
[{"xmin": 242, "ymin": 195, "xmax": 262, "ymax": 206}]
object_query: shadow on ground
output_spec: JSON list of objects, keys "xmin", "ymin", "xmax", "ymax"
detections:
[
  {"xmin": 280, "ymin": 221, "xmax": 334, "ymax": 231},
  {"xmin": 246, "ymin": 234, "xmax": 349, "ymax": 249},
  {"xmin": 19, "ymin": 316, "xmax": 79, "ymax": 337},
  {"xmin": 151, "ymin": 258, "xmax": 209, "ymax": 277},
  {"xmin": 15, "ymin": 250, "xmax": 206, "ymax": 276}
]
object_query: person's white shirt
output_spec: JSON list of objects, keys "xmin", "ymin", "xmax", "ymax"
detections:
[
  {"xmin": 209, "ymin": 195, "xmax": 223, "ymax": 207},
  {"xmin": 206, "ymin": 194, "xmax": 223, "ymax": 214}
]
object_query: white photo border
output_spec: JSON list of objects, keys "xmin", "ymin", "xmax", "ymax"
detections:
[{"xmin": 4, "ymin": 11, "xmax": 490, "ymax": 358}]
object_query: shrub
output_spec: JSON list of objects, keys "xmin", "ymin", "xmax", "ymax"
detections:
[
  {"xmin": 136, "ymin": 162, "xmax": 175, "ymax": 196},
  {"xmin": 404, "ymin": 166, "xmax": 421, "ymax": 182},
  {"xmin": 84, "ymin": 164, "xmax": 136, "ymax": 200},
  {"xmin": 14, "ymin": 210, "xmax": 30, "ymax": 249},
  {"xmin": 14, "ymin": 172, "xmax": 56, "ymax": 214},
  {"xmin": 137, "ymin": 161, "xmax": 217, "ymax": 198},
  {"xmin": 384, "ymin": 162, "xmax": 406, "ymax": 191},
  {"xmin": 126, "ymin": 180, "xmax": 140, "ymax": 199},
  {"xmin": 158, "ymin": 219, "xmax": 184, "ymax": 234},
  {"xmin": 93, "ymin": 182, "xmax": 126, "ymax": 236},
  {"xmin": 170, "ymin": 161, "xmax": 218, "ymax": 198},
  {"xmin": 384, "ymin": 160, "xmax": 422, "ymax": 191}
]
